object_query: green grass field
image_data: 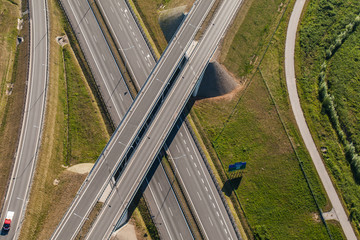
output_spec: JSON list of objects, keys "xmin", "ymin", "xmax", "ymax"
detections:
[
  {"xmin": 192, "ymin": 0, "xmax": 344, "ymax": 238},
  {"xmin": 297, "ymin": 0, "xmax": 360, "ymax": 234},
  {"xmin": 130, "ymin": 0, "xmax": 347, "ymax": 238}
]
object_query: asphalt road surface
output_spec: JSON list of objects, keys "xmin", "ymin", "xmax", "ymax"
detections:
[
  {"xmin": 285, "ymin": 0, "xmax": 356, "ymax": 239},
  {"xmin": 60, "ymin": 0, "xmax": 133, "ymax": 125},
  {"xmin": 56, "ymin": 0, "xmax": 192, "ymax": 239},
  {"xmin": 51, "ymin": 0, "xmax": 215, "ymax": 239},
  {"xmin": 85, "ymin": 0, "xmax": 242, "ymax": 239},
  {"xmin": 97, "ymin": 0, "xmax": 240, "ymax": 238},
  {"xmin": 0, "ymin": 0, "xmax": 49, "ymax": 239}
]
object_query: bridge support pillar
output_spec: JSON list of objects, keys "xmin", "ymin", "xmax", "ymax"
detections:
[
  {"xmin": 115, "ymin": 209, "xmax": 128, "ymax": 230},
  {"xmin": 192, "ymin": 64, "xmax": 206, "ymax": 97}
]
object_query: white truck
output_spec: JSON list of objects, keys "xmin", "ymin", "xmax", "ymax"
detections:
[{"xmin": 2, "ymin": 211, "xmax": 14, "ymax": 231}]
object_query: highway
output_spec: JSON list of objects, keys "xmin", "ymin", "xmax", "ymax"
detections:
[
  {"xmin": 60, "ymin": 0, "xmax": 133, "ymax": 125},
  {"xmin": 96, "ymin": 0, "xmax": 154, "ymax": 88},
  {"xmin": 51, "ymin": 0, "xmax": 214, "ymax": 239},
  {"xmin": 85, "ymin": 0, "xmax": 242, "ymax": 239},
  {"xmin": 51, "ymin": 0, "xmax": 217, "ymax": 238},
  {"xmin": 58, "ymin": 0, "xmax": 193, "ymax": 239},
  {"xmin": 0, "ymin": 0, "xmax": 49, "ymax": 239},
  {"xmin": 58, "ymin": 1, "xmax": 189, "ymax": 238},
  {"xmin": 97, "ymin": 0, "xmax": 241, "ymax": 239}
]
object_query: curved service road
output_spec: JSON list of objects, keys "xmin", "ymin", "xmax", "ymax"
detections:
[{"xmin": 285, "ymin": 0, "xmax": 356, "ymax": 239}]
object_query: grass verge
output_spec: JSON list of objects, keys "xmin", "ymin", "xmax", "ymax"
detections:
[{"xmin": 0, "ymin": 0, "xmax": 27, "ymax": 211}]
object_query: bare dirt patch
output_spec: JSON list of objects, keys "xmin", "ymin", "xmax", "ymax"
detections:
[
  {"xmin": 111, "ymin": 223, "xmax": 137, "ymax": 240},
  {"xmin": 66, "ymin": 163, "xmax": 94, "ymax": 174}
]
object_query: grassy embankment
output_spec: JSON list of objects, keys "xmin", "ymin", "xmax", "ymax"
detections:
[
  {"xmin": 18, "ymin": 0, "xmax": 152, "ymax": 239},
  {"xmin": 0, "ymin": 0, "xmax": 28, "ymax": 209},
  {"xmin": 297, "ymin": 0, "xmax": 360, "ymax": 235}
]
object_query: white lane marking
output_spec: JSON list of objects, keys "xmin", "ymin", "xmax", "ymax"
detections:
[
  {"xmin": 33, "ymin": 125, "xmax": 39, "ymax": 128},
  {"xmin": 147, "ymin": 63, "xmax": 150, "ymax": 68},
  {"xmin": 190, "ymin": 155, "xmax": 193, "ymax": 160},
  {"xmin": 224, "ymin": 229, "xmax": 228, "ymax": 234},
  {"xmin": 137, "ymin": 61, "xmax": 141, "ymax": 68},
  {"xmin": 76, "ymin": 0, "xmax": 80, "ymax": 6},
  {"xmin": 183, "ymin": 140, "xmax": 186, "ymax": 145},
  {"xmin": 117, "ymin": 2, "xmax": 121, "ymax": 7},
  {"xmin": 186, "ymin": 168, "xmax": 191, "ymax": 176},
  {"xmin": 135, "ymin": 37, "xmax": 138, "ymax": 42},
  {"xmin": 168, "ymin": 207, "xmax": 173, "ymax": 217},
  {"xmin": 118, "ymin": 24, "xmax": 123, "ymax": 31},
  {"xmin": 197, "ymin": 170, "xmax": 201, "ymax": 175},
  {"xmin": 186, "ymin": 147, "xmax": 190, "ymax": 152},
  {"xmin": 126, "ymin": 19, "xmax": 129, "ymax": 24},
  {"xmin": 141, "ymin": 50, "xmax": 144, "ymax": 55},
  {"xmin": 205, "ymin": 186, "xmax": 208, "ymax": 192},
  {"xmin": 209, "ymin": 194, "xmax": 212, "ymax": 200},
  {"xmin": 216, "ymin": 211, "xmax": 220, "ymax": 217},
  {"xmin": 220, "ymin": 220, "xmax": 224, "ymax": 225},
  {"xmin": 197, "ymin": 192, "xmax": 202, "ymax": 201},
  {"xmin": 184, "ymin": 126, "xmax": 235, "ymax": 238},
  {"xmin": 176, "ymin": 145, "xmax": 180, "ymax": 153},
  {"xmin": 180, "ymin": 132, "xmax": 183, "ymax": 137},
  {"xmin": 84, "ymin": 18, "xmax": 88, "ymax": 24},
  {"xmin": 132, "ymin": 31, "xmax": 135, "ymax": 36},
  {"xmin": 201, "ymin": 178, "xmax": 204, "ymax": 184},
  {"xmin": 158, "ymin": 182, "xmax": 162, "ymax": 192},
  {"xmin": 180, "ymin": 233, "xmax": 184, "ymax": 240},
  {"xmin": 17, "ymin": 197, "xmax": 23, "ymax": 201},
  {"xmin": 129, "ymin": 26, "xmax": 132, "ymax": 30},
  {"xmin": 110, "ymin": 6, "xmax": 114, "ymax": 12},
  {"xmin": 110, "ymin": 73, "xmax": 114, "ymax": 81},
  {"xmin": 102, "ymin": 54, "xmax": 105, "ymax": 61},
  {"xmin": 119, "ymin": 93, "xmax": 123, "ymax": 101},
  {"xmin": 92, "ymin": 35, "xmax": 97, "ymax": 42},
  {"xmin": 209, "ymin": 217, "xmax": 213, "ymax": 226},
  {"xmin": 138, "ymin": 44, "xmax": 141, "ymax": 48},
  {"xmin": 194, "ymin": 162, "xmax": 197, "ymax": 168}
]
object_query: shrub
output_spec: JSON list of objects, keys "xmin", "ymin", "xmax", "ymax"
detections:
[
  {"xmin": 326, "ymin": 49, "xmax": 332, "ymax": 58},
  {"xmin": 346, "ymin": 22, "xmax": 354, "ymax": 32}
]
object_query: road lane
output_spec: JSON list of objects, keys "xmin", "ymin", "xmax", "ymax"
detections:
[
  {"xmin": 85, "ymin": 0, "xmax": 242, "ymax": 239},
  {"xmin": 51, "ymin": 0, "xmax": 215, "ymax": 239},
  {"xmin": 97, "ymin": 0, "xmax": 240, "ymax": 238},
  {"xmin": 0, "ymin": 0, "xmax": 49, "ymax": 239}
]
